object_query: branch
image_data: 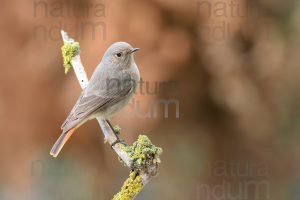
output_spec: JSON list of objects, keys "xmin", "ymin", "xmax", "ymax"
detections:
[{"xmin": 60, "ymin": 30, "xmax": 162, "ymax": 200}]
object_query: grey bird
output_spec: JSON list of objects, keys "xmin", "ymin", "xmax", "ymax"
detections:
[{"xmin": 50, "ymin": 42, "xmax": 140, "ymax": 157}]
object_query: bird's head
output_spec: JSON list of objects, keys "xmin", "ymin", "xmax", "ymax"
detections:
[{"xmin": 103, "ymin": 42, "xmax": 139, "ymax": 67}]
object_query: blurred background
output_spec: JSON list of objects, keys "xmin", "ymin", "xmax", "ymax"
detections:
[{"xmin": 0, "ymin": 0, "xmax": 300, "ymax": 199}]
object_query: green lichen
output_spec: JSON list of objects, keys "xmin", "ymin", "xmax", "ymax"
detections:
[
  {"xmin": 113, "ymin": 171, "xmax": 142, "ymax": 200},
  {"xmin": 61, "ymin": 42, "xmax": 80, "ymax": 74},
  {"xmin": 113, "ymin": 125, "xmax": 121, "ymax": 135},
  {"xmin": 121, "ymin": 135, "xmax": 163, "ymax": 171},
  {"xmin": 115, "ymin": 135, "xmax": 162, "ymax": 199}
]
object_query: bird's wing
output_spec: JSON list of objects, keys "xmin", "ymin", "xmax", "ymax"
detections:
[{"xmin": 61, "ymin": 78, "xmax": 135, "ymax": 133}]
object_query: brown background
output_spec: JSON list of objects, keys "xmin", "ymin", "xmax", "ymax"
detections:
[{"xmin": 0, "ymin": 0, "xmax": 300, "ymax": 199}]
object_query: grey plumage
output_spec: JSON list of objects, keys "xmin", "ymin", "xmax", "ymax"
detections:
[{"xmin": 50, "ymin": 42, "xmax": 140, "ymax": 157}]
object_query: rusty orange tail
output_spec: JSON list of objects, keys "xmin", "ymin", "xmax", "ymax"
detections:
[{"xmin": 50, "ymin": 127, "xmax": 76, "ymax": 157}]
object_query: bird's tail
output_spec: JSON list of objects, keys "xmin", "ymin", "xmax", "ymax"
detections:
[{"xmin": 50, "ymin": 127, "xmax": 76, "ymax": 157}]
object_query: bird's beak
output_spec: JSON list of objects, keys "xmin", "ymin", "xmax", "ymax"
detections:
[{"xmin": 130, "ymin": 48, "xmax": 139, "ymax": 54}]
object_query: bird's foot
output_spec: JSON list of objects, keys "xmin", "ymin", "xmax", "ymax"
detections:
[{"xmin": 111, "ymin": 138, "xmax": 127, "ymax": 147}]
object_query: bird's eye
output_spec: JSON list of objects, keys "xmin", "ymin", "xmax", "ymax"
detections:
[{"xmin": 116, "ymin": 52, "xmax": 122, "ymax": 57}]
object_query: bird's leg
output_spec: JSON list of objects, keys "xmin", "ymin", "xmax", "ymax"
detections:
[
  {"xmin": 105, "ymin": 119, "xmax": 126, "ymax": 147},
  {"xmin": 106, "ymin": 119, "xmax": 118, "ymax": 134}
]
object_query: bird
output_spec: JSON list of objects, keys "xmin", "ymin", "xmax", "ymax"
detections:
[{"xmin": 50, "ymin": 42, "xmax": 140, "ymax": 157}]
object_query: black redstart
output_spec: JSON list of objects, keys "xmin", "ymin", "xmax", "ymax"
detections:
[{"xmin": 50, "ymin": 42, "xmax": 140, "ymax": 157}]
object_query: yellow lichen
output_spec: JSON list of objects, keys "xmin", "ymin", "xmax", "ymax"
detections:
[
  {"xmin": 121, "ymin": 135, "xmax": 163, "ymax": 170},
  {"xmin": 61, "ymin": 42, "xmax": 80, "ymax": 74},
  {"xmin": 113, "ymin": 125, "xmax": 121, "ymax": 134},
  {"xmin": 115, "ymin": 135, "xmax": 162, "ymax": 199},
  {"xmin": 113, "ymin": 171, "xmax": 143, "ymax": 200}
]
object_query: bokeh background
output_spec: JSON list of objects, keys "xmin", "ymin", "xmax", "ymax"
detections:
[{"xmin": 0, "ymin": 0, "xmax": 300, "ymax": 199}]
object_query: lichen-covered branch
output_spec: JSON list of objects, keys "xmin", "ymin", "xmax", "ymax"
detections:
[
  {"xmin": 113, "ymin": 171, "xmax": 142, "ymax": 200},
  {"xmin": 60, "ymin": 30, "xmax": 162, "ymax": 200},
  {"xmin": 113, "ymin": 135, "xmax": 162, "ymax": 199}
]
